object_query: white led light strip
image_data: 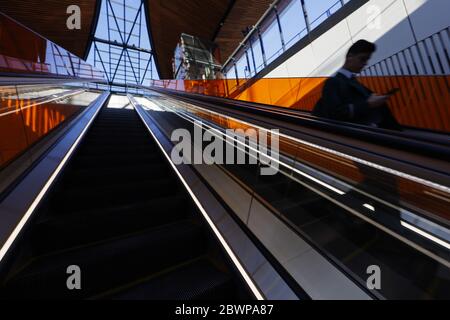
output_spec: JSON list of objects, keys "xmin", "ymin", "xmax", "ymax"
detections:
[
  {"xmin": 129, "ymin": 97, "xmax": 265, "ymax": 300},
  {"xmin": 0, "ymin": 90, "xmax": 85, "ymax": 118}
]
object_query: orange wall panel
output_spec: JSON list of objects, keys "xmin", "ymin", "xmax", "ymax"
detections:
[
  {"xmin": 153, "ymin": 75, "xmax": 450, "ymax": 133},
  {"xmin": 0, "ymin": 101, "xmax": 83, "ymax": 169}
]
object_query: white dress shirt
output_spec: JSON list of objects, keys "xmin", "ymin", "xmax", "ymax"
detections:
[{"xmin": 337, "ymin": 68, "xmax": 356, "ymax": 79}]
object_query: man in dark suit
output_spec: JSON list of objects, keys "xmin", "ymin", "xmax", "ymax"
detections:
[{"xmin": 312, "ymin": 40, "xmax": 401, "ymax": 130}]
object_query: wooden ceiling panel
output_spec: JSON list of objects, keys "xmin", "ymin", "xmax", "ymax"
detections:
[
  {"xmin": 147, "ymin": 0, "xmax": 233, "ymax": 79},
  {"xmin": 147, "ymin": 0, "xmax": 272, "ymax": 79},
  {"xmin": 0, "ymin": 0, "xmax": 99, "ymax": 59}
]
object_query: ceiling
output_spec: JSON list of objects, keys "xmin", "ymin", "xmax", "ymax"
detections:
[
  {"xmin": 0, "ymin": 0, "xmax": 100, "ymax": 59},
  {"xmin": 1, "ymin": 0, "xmax": 273, "ymax": 79}
]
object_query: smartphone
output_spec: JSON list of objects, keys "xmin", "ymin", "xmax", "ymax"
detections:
[{"xmin": 386, "ymin": 88, "xmax": 400, "ymax": 96}]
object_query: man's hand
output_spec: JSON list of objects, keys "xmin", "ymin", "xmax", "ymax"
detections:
[{"xmin": 367, "ymin": 94, "xmax": 389, "ymax": 108}]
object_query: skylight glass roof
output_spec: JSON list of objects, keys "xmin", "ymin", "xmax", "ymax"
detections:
[{"xmin": 86, "ymin": 0, "xmax": 159, "ymax": 88}]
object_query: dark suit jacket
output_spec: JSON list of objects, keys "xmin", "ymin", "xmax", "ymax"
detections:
[{"xmin": 312, "ymin": 72, "xmax": 373, "ymax": 123}]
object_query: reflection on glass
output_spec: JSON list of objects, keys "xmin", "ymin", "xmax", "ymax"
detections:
[
  {"xmin": 261, "ymin": 20, "xmax": 283, "ymax": 64},
  {"xmin": 305, "ymin": 0, "xmax": 342, "ymax": 29},
  {"xmin": 279, "ymin": 0, "xmax": 308, "ymax": 49},
  {"xmin": 107, "ymin": 95, "xmax": 133, "ymax": 110},
  {"xmin": 250, "ymin": 37, "xmax": 264, "ymax": 73},
  {"xmin": 15, "ymin": 85, "xmax": 72, "ymax": 100},
  {"xmin": 0, "ymin": 86, "xmax": 100, "ymax": 169}
]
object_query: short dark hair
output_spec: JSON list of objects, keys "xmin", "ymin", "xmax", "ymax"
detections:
[{"xmin": 346, "ymin": 40, "xmax": 376, "ymax": 57}]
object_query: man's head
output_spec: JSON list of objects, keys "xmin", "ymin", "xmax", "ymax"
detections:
[{"xmin": 344, "ymin": 40, "xmax": 376, "ymax": 73}]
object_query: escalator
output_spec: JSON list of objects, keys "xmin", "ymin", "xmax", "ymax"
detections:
[{"xmin": 0, "ymin": 104, "xmax": 251, "ymax": 299}]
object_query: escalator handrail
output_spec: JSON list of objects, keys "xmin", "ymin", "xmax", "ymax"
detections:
[
  {"xmin": 192, "ymin": 92, "xmax": 450, "ymax": 146},
  {"xmin": 152, "ymin": 89, "xmax": 450, "ymax": 161}
]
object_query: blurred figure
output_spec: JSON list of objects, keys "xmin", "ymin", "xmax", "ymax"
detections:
[{"xmin": 313, "ymin": 40, "xmax": 402, "ymax": 130}]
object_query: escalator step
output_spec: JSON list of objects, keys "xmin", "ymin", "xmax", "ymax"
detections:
[
  {"xmin": 62, "ymin": 163, "xmax": 170, "ymax": 186},
  {"xmin": 4, "ymin": 220, "xmax": 205, "ymax": 299},
  {"xmin": 34, "ymin": 195, "xmax": 191, "ymax": 253},
  {"xmin": 71, "ymin": 153, "xmax": 161, "ymax": 169},
  {"xmin": 48, "ymin": 177, "xmax": 180, "ymax": 214}
]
